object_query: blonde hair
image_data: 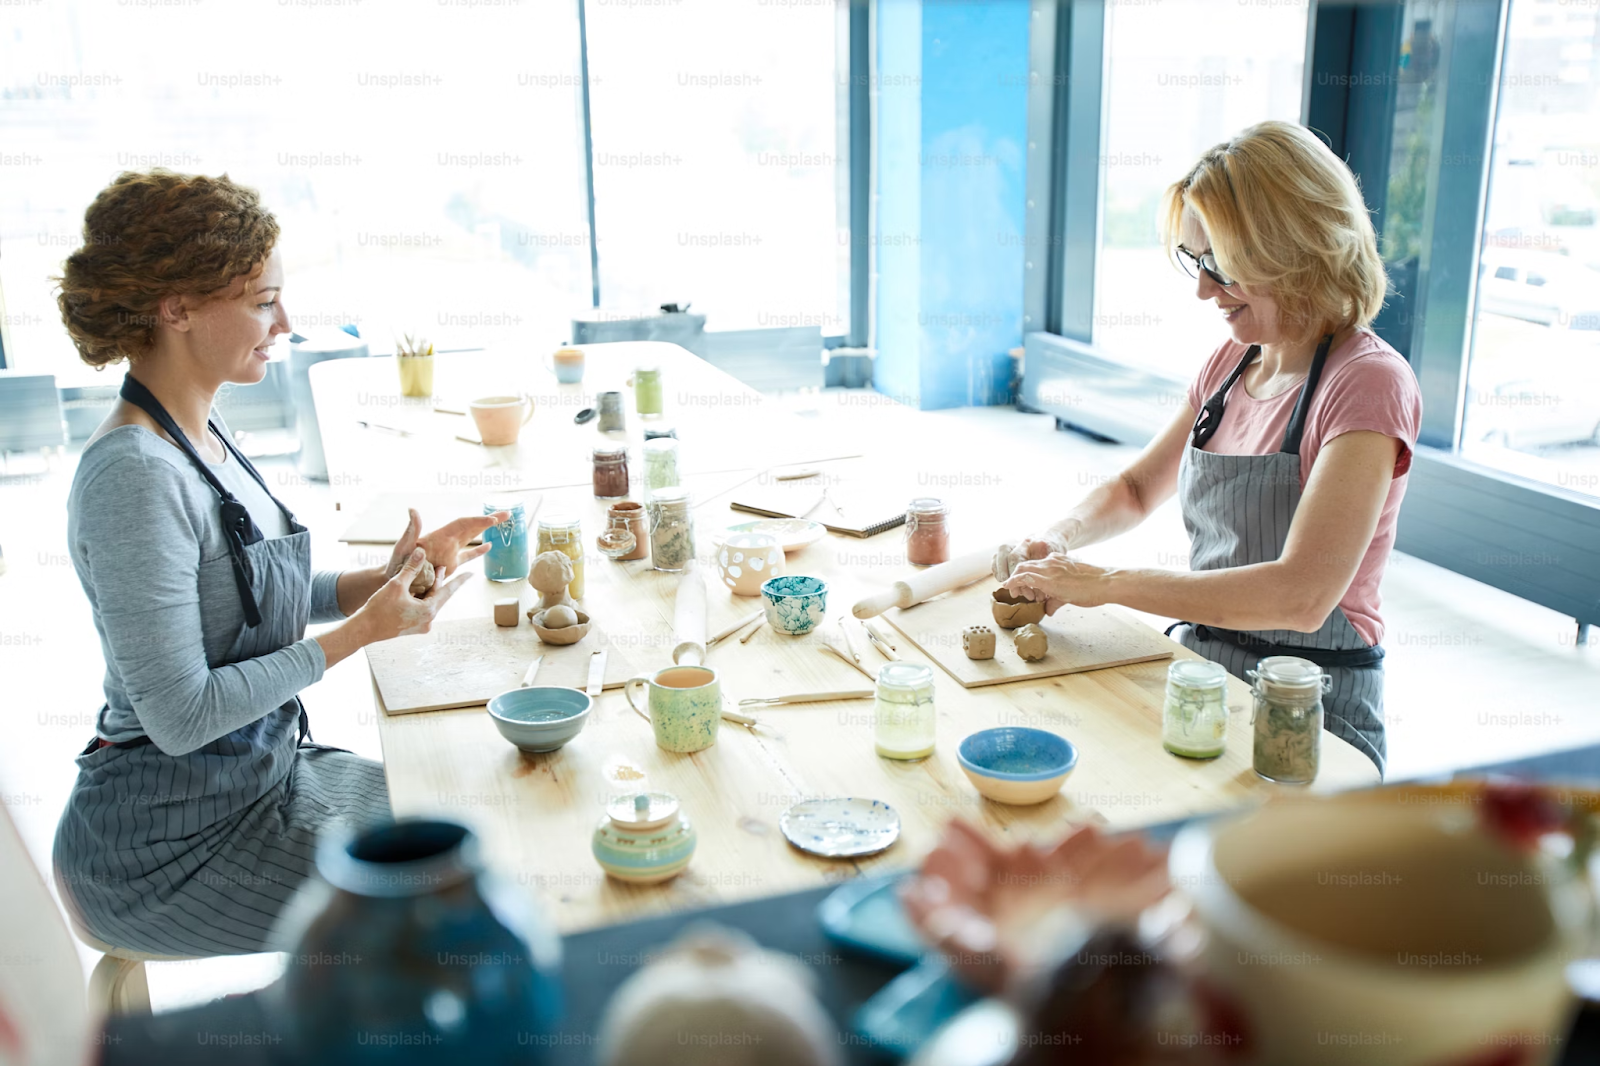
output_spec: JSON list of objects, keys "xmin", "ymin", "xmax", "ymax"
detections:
[{"xmin": 1160, "ymin": 120, "xmax": 1387, "ymax": 344}]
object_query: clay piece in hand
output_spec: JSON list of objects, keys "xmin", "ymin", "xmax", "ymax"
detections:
[
  {"xmin": 963, "ymin": 625, "xmax": 996, "ymax": 660},
  {"xmin": 528, "ymin": 550, "xmax": 577, "ymax": 610},
  {"xmin": 493, "ymin": 598, "xmax": 520, "ymax": 627},
  {"xmin": 992, "ymin": 587, "xmax": 1046, "ymax": 629},
  {"xmin": 408, "ymin": 558, "xmax": 436, "ymax": 597},
  {"xmin": 1014, "ymin": 623, "xmax": 1048, "ymax": 662}
]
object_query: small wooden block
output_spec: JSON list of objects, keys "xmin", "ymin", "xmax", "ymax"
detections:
[{"xmin": 493, "ymin": 598, "xmax": 520, "ymax": 627}]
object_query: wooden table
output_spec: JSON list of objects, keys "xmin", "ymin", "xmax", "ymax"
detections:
[{"xmin": 316, "ymin": 342, "xmax": 1380, "ymax": 935}]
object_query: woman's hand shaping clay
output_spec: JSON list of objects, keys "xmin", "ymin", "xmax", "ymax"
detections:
[
  {"xmin": 386, "ymin": 507, "xmax": 511, "ymax": 581},
  {"xmin": 1003, "ymin": 553, "xmax": 1110, "ymax": 615},
  {"xmin": 359, "ymin": 548, "xmax": 471, "ymax": 642},
  {"xmin": 993, "ymin": 530, "xmax": 1073, "ymax": 581}
]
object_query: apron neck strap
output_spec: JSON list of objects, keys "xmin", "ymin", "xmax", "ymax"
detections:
[
  {"xmin": 119, "ymin": 374, "xmax": 266, "ymax": 628},
  {"xmin": 1190, "ymin": 345, "xmax": 1259, "ymax": 450},
  {"xmin": 1278, "ymin": 333, "xmax": 1336, "ymax": 456}
]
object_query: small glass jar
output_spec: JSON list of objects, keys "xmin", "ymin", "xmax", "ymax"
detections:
[
  {"xmin": 649, "ymin": 487, "xmax": 695, "ymax": 572},
  {"xmin": 482, "ymin": 501, "xmax": 530, "ymax": 582},
  {"xmin": 592, "ymin": 446, "xmax": 629, "ymax": 499},
  {"xmin": 874, "ymin": 662, "xmax": 936, "ymax": 760},
  {"xmin": 600, "ymin": 501, "xmax": 649, "ymax": 561},
  {"xmin": 1249, "ymin": 656, "xmax": 1329, "ymax": 784},
  {"xmin": 642, "ymin": 438, "xmax": 679, "ymax": 503},
  {"xmin": 1161, "ymin": 659, "xmax": 1229, "ymax": 759},
  {"xmin": 634, "ymin": 366, "xmax": 664, "ymax": 417},
  {"xmin": 597, "ymin": 390, "xmax": 626, "ymax": 433},
  {"xmin": 905, "ymin": 498, "xmax": 950, "ymax": 566},
  {"xmin": 536, "ymin": 512, "xmax": 584, "ymax": 600}
]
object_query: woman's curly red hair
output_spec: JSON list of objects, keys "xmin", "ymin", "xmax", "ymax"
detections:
[{"xmin": 55, "ymin": 169, "xmax": 279, "ymax": 367}]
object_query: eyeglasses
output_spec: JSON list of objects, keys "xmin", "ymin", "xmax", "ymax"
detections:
[{"xmin": 1175, "ymin": 246, "xmax": 1237, "ymax": 289}]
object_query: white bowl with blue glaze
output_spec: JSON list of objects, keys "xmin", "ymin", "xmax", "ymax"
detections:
[
  {"xmin": 957, "ymin": 727, "xmax": 1078, "ymax": 805},
  {"xmin": 760, "ymin": 575, "xmax": 829, "ymax": 635},
  {"xmin": 488, "ymin": 686, "xmax": 592, "ymax": 753}
]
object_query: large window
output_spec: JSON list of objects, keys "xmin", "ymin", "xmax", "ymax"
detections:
[
  {"xmin": 0, "ymin": 1, "xmax": 593, "ymax": 387},
  {"xmin": 584, "ymin": 0, "xmax": 846, "ymax": 336},
  {"xmin": 1095, "ymin": 0, "xmax": 1309, "ymax": 380},
  {"xmin": 1460, "ymin": 0, "xmax": 1600, "ymax": 500}
]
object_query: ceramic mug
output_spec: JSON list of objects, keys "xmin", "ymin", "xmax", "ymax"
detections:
[
  {"xmin": 716, "ymin": 533, "xmax": 785, "ymax": 597},
  {"xmin": 469, "ymin": 394, "xmax": 535, "ymax": 446},
  {"xmin": 550, "ymin": 346, "xmax": 585, "ymax": 385},
  {"xmin": 625, "ymin": 665, "xmax": 721, "ymax": 753},
  {"xmin": 1168, "ymin": 788, "xmax": 1592, "ymax": 1064}
]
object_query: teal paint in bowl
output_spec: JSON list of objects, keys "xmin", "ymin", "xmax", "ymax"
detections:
[
  {"xmin": 488, "ymin": 687, "xmax": 593, "ymax": 753},
  {"xmin": 761, "ymin": 574, "xmax": 829, "ymax": 635},
  {"xmin": 957, "ymin": 727, "xmax": 1078, "ymax": 805}
]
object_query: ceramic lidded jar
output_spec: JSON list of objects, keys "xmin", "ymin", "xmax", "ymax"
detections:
[
  {"xmin": 271, "ymin": 819, "xmax": 563, "ymax": 1064},
  {"xmin": 716, "ymin": 532, "xmax": 785, "ymax": 596},
  {"xmin": 592, "ymin": 792, "xmax": 697, "ymax": 884}
]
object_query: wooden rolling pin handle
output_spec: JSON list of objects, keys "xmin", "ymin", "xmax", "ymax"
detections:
[
  {"xmin": 852, "ymin": 586, "xmax": 910, "ymax": 620},
  {"xmin": 851, "ymin": 550, "xmax": 994, "ymax": 618}
]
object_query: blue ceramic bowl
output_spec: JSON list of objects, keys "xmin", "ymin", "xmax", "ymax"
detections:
[
  {"xmin": 761, "ymin": 575, "xmax": 829, "ymax": 635},
  {"xmin": 957, "ymin": 727, "xmax": 1078, "ymax": 805},
  {"xmin": 488, "ymin": 687, "xmax": 592, "ymax": 753}
]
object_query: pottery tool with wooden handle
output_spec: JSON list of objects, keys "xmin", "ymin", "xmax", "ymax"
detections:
[
  {"xmin": 671, "ymin": 566, "xmax": 709, "ymax": 666},
  {"xmin": 707, "ymin": 608, "xmax": 764, "ymax": 648},
  {"xmin": 739, "ymin": 616, "xmax": 767, "ymax": 643},
  {"xmin": 737, "ymin": 689, "xmax": 874, "ymax": 707},
  {"xmin": 850, "ymin": 550, "xmax": 993, "ymax": 619},
  {"xmin": 817, "ymin": 627, "xmax": 878, "ymax": 682}
]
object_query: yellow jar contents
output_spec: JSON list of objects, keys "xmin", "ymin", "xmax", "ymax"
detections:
[
  {"xmin": 536, "ymin": 513, "xmax": 584, "ymax": 600},
  {"xmin": 874, "ymin": 662, "xmax": 936, "ymax": 760}
]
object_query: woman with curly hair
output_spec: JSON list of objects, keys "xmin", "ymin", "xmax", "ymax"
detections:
[
  {"xmin": 996, "ymin": 122, "xmax": 1422, "ymax": 774},
  {"xmin": 52, "ymin": 170, "xmax": 505, "ymax": 954}
]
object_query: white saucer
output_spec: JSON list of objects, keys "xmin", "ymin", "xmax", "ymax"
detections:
[{"xmin": 780, "ymin": 797, "xmax": 901, "ymax": 858}]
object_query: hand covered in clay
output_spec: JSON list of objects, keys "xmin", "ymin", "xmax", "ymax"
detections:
[
  {"xmin": 1003, "ymin": 552, "xmax": 1111, "ymax": 614},
  {"xmin": 360, "ymin": 548, "xmax": 473, "ymax": 641},
  {"xmin": 386, "ymin": 507, "xmax": 511, "ymax": 581},
  {"xmin": 900, "ymin": 820, "xmax": 1171, "ymax": 994},
  {"xmin": 994, "ymin": 530, "xmax": 1074, "ymax": 581}
]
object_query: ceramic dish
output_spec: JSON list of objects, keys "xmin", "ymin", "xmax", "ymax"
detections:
[
  {"xmin": 816, "ymin": 875, "xmax": 925, "ymax": 966},
  {"xmin": 487, "ymin": 686, "xmax": 593, "ymax": 752},
  {"xmin": 714, "ymin": 519, "xmax": 827, "ymax": 553},
  {"xmin": 761, "ymin": 575, "xmax": 828, "ymax": 636},
  {"xmin": 529, "ymin": 607, "xmax": 592, "ymax": 645},
  {"xmin": 780, "ymin": 797, "xmax": 900, "ymax": 858},
  {"xmin": 957, "ymin": 727, "xmax": 1078, "ymax": 805}
]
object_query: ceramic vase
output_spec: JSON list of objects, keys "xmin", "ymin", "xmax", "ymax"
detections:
[
  {"xmin": 717, "ymin": 532, "xmax": 785, "ymax": 596},
  {"xmin": 270, "ymin": 819, "xmax": 562, "ymax": 1065}
]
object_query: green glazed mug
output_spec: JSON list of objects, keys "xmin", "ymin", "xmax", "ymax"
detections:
[{"xmin": 625, "ymin": 665, "xmax": 721, "ymax": 753}]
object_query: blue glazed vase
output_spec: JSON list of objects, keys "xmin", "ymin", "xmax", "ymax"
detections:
[{"xmin": 271, "ymin": 819, "xmax": 562, "ymax": 1064}]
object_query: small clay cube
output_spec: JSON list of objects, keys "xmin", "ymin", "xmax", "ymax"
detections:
[
  {"xmin": 963, "ymin": 625, "xmax": 996, "ymax": 660},
  {"xmin": 1014, "ymin": 623, "xmax": 1048, "ymax": 662},
  {"xmin": 493, "ymin": 598, "xmax": 520, "ymax": 627}
]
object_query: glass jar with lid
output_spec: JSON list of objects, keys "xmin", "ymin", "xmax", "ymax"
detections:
[
  {"xmin": 642, "ymin": 438, "xmax": 679, "ymax": 503},
  {"xmin": 633, "ymin": 366, "xmax": 664, "ymax": 417},
  {"xmin": 649, "ymin": 487, "xmax": 695, "ymax": 573},
  {"xmin": 874, "ymin": 662, "xmax": 936, "ymax": 760},
  {"xmin": 481, "ymin": 501, "xmax": 530, "ymax": 582},
  {"xmin": 592, "ymin": 445, "xmax": 629, "ymax": 500},
  {"xmin": 1248, "ymin": 656, "xmax": 1329, "ymax": 783},
  {"xmin": 904, "ymin": 497, "xmax": 950, "ymax": 566},
  {"xmin": 535, "ymin": 512, "xmax": 584, "ymax": 600},
  {"xmin": 1161, "ymin": 659, "xmax": 1229, "ymax": 759}
]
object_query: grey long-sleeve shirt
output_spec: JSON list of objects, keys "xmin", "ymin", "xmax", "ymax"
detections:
[{"xmin": 68, "ymin": 420, "xmax": 345, "ymax": 755}]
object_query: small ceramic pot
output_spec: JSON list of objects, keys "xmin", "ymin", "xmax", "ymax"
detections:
[
  {"xmin": 551, "ymin": 346, "xmax": 585, "ymax": 384},
  {"xmin": 717, "ymin": 533, "xmax": 785, "ymax": 597},
  {"xmin": 488, "ymin": 687, "xmax": 592, "ymax": 753},
  {"xmin": 957, "ymin": 727, "xmax": 1078, "ymax": 805},
  {"xmin": 991, "ymin": 587, "xmax": 1045, "ymax": 629},
  {"xmin": 761, "ymin": 575, "xmax": 828, "ymax": 636},
  {"xmin": 528, "ymin": 607, "xmax": 591, "ymax": 645},
  {"xmin": 592, "ymin": 792, "xmax": 696, "ymax": 884}
]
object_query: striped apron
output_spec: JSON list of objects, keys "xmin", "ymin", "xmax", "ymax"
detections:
[
  {"xmin": 1170, "ymin": 336, "xmax": 1387, "ymax": 775},
  {"xmin": 53, "ymin": 378, "xmax": 390, "ymax": 956}
]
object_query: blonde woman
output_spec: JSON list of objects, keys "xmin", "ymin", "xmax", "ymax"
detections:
[{"xmin": 998, "ymin": 121, "xmax": 1421, "ymax": 773}]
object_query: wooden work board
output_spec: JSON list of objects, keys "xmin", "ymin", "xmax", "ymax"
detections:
[
  {"xmin": 364, "ymin": 616, "xmax": 652, "ymax": 714},
  {"xmin": 885, "ymin": 582, "xmax": 1173, "ymax": 688}
]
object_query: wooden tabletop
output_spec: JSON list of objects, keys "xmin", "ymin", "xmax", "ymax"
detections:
[{"xmin": 317, "ymin": 342, "xmax": 1380, "ymax": 934}]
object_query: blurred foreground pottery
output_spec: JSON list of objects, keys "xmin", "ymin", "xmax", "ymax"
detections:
[{"xmin": 271, "ymin": 819, "xmax": 561, "ymax": 1065}]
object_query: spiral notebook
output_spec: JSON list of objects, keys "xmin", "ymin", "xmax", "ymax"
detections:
[{"xmin": 728, "ymin": 485, "xmax": 907, "ymax": 538}]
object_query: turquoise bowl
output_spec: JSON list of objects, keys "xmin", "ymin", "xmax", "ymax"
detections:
[
  {"xmin": 487, "ymin": 687, "xmax": 592, "ymax": 753},
  {"xmin": 761, "ymin": 575, "xmax": 828, "ymax": 635},
  {"xmin": 957, "ymin": 727, "xmax": 1078, "ymax": 805}
]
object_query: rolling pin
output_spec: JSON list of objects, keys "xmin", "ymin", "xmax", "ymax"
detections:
[
  {"xmin": 671, "ymin": 565, "xmax": 708, "ymax": 666},
  {"xmin": 851, "ymin": 550, "xmax": 994, "ymax": 619}
]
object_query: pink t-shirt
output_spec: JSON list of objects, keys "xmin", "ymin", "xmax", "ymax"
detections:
[{"xmin": 1184, "ymin": 329, "xmax": 1423, "ymax": 646}]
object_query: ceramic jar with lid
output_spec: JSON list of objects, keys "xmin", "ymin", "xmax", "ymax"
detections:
[
  {"xmin": 1249, "ymin": 656, "xmax": 1330, "ymax": 783},
  {"xmin": 592, "ymin": 792, "xmax": 696, "ymax": 884}
]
